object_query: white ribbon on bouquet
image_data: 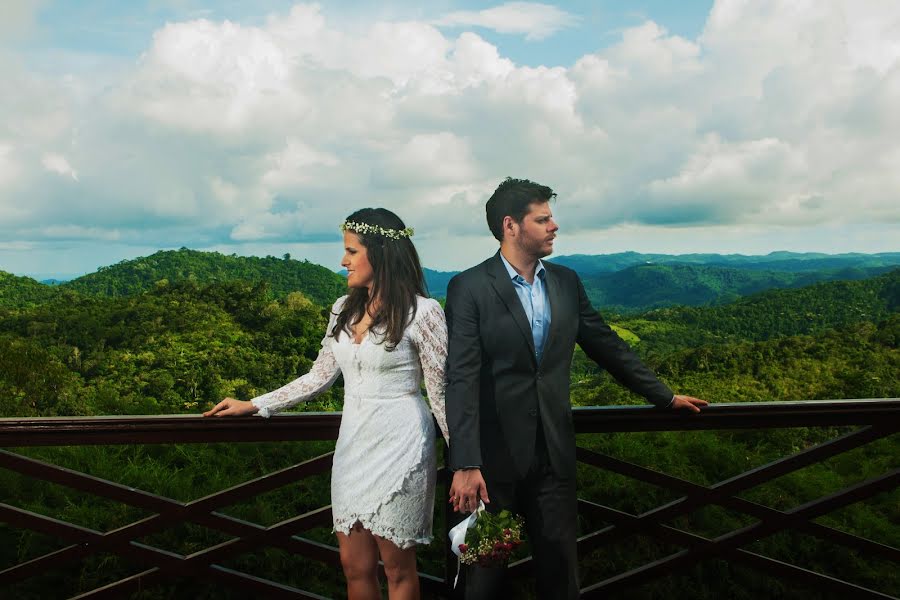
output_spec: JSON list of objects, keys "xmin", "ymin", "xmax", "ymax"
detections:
[{"xmin": 448, "ymin": 500, "xmax": 486, "ymax": 588}]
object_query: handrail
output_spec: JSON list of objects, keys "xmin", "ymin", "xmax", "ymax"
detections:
[
  {"xmin": 573, "ymin": 398, "xmax": 900, "ymax": 431},
  {"xmin": 1, "ymin": 399, "xmax": 898, "ymax": 446},
  {"xmin": 1, "ymin": 399, "xmax": 898, "ymax": 599}
]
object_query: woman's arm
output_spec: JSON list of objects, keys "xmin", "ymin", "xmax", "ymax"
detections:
[
  {"xmin": 205, "ymin": 298, "xmax": 345, "ymax": 418},
  {"xmin": 248, "ymin": 341, "xmax": 341, "ymax": 417},
  {"xmin": 413, "ymin": 298, "xmax": 450, "ymax": 444}
]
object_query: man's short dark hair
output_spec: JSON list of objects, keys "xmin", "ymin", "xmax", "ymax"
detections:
[{"xmin": 485, "ymin": 177, "xmax": 556, "ymax": 241}]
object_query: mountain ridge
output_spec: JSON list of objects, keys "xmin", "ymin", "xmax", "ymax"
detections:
[
  {"xmin": 4, "ymin": 249, "xmax": 898, "ymax": 311},
  {"xmin": 58, "ymin": 248, "xmax": 347, "ymax": 307}
]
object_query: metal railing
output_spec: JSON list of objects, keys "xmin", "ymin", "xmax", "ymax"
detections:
[{"xmin": 2, "ymin": 399, "xmax": 898, "ymax": 598}]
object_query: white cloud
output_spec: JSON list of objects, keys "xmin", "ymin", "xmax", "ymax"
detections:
[
  {"xmin": 120, "ymin": 18, "xmax": 300, "ymax": 135},
  {"xmin": 375, "ymin": 132, "xmax": 477, "ymax": 188},
  {"xmin": 607, "ymin": 21, "xmax": 701, "ymax": 76},
  {"xmin": 0, "ymin": 0, "xmax": 45, "ymax": 42},
  {"xmin": 38, "ymin": 225, "xmax": 120, "ymax": 241},
  {"xmin": 644, "ymin": 135, "xmax": 809, "ymax": 225},
  {"xmin": 41, "ymin": 153, "xmax": 78, "ymax": 181},
  {"xmin": 0, "ymin": 241, "xmax": 34, "ymax": 251},
  {"xmin": 0, "ymin": 142, "xmax": 21, "ymax": 187},
  {"xmin": 262, "ymin": 140, "xmax": 340, "ymax": 189},
  {"xmin": 450, "ymin": 32, "xmax": 515, "ymax": 85},
  {"xmin": 0, "ymin": 0, "xmax": 898, "ymax": 274},
  {"xmin": 434, "ymin": 2, "xmax": 578, "ymax": 41},
  {"xmin": 844, "ymin": 5, "xmax": 900, "ymax": 74}
]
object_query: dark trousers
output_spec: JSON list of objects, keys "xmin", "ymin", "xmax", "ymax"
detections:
[{"xmin": 462, "ymin": 431, "xmax": 579, "ymax": 600}]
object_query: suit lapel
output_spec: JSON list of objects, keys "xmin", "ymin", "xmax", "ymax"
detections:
[
  {"xmin": 487, "ymin": 253, "xmax": 537, "ymax": 362},
  {"xmin": 539, "ymin": 264, "xmax": 563, "ymax": 367}
]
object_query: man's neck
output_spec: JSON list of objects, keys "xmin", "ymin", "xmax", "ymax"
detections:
[{"xmin": 499, "ymin": 245, "xmax": 538, "ymax": 283}]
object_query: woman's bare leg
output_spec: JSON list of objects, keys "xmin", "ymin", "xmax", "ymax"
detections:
[
  {"xmin": 375, "ymin": 535, "xmax": 420, "ymax": 600},
  {"xmin": 337, "ymin": 523, "xmax": 380, "ymax": 600}
]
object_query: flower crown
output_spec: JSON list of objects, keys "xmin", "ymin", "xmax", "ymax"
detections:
[{"xmin": 340, "ymin": 220, "xmax": 414, "ymax": 240}]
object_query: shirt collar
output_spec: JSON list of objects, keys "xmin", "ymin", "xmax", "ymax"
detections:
[{"xmin": 499, "ymin": 251, "xmax": 546, "ymax": 283}]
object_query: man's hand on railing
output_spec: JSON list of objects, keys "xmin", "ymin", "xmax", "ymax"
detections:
[
  {"xmin": 203, "ymin": 398, "xmax": 259, "ymax": 417},
  {"xmin": 671, "ymin": 395, "xmax": 709, "ymax": 413}
]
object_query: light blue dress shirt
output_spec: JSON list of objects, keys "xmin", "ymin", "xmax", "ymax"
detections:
[{"xmin": 500, "ymin": 252, "xmax": 551, "ymax": 363}]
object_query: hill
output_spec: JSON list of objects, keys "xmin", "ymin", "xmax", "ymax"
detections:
[
  {"xmin": 426, "ymin": 252, "xmax": 900, "ymax": 301},
  {"xmin": 423, "ymin": 268, "xmax": 458, "ymax": 298},
  {"xmin": 0, "ymin": 279, "xmax": 340, "ymax": 417},
  {"xmin": 613, "ymin": 268, "xmax": 899, "ymax": 352},
  {"xmin": 0, "ymin": 270, "xmax": 63, "ymax": 308},
  {"xmin": 61, "ymin": 249, "xmax": 347, "ymax": 307},
  {"xmin": 550, "ymin": 251, "xmax": 900, "ymax": 276},
  {"xmin": 581, "ymin": 263, "xmax": 894, "ymax": 312}
]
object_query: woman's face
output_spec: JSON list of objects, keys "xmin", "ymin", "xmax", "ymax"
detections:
[{"xmin": 341, "ymin": 231, "xmax": 375, "ymax": 290}]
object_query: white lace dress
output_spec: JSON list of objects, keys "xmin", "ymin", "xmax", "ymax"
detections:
[{"xmin": 250, "ymin": 295, "xmax": 449, "ymax": 549}]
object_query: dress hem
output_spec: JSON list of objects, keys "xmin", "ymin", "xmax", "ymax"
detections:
[{"xmin": 333, "ymin": 517, "xmax": 433, "ymax": 549}]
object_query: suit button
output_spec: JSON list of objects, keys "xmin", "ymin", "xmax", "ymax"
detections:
[{"xmin": 528, "ymin": 409, "xmax": 538, "ymax": 417}]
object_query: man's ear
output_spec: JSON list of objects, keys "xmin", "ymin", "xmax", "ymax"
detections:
[{"xmin": 502, "ymin": 215, "xmax": 516, "ymax": 238}]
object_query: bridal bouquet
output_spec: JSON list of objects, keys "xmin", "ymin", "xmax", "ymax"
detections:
[{"xmin": 454, "ymin": 506, "xmax": 525, "ymax": 567}]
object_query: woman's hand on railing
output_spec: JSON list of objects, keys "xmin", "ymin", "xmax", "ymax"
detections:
[{"xmin": 203, "ymin": 398, "xmax": 259, "ymax": 417}]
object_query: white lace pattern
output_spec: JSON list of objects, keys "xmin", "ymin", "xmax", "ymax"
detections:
[{"xmin": 251, "ymin": 296, "xmax": 449, "ymax": 548}]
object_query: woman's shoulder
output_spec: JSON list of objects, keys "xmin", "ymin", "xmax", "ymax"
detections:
[
  {"xmin": 415, "ymin": 295, "xmax": 443, "ymax": 312},
  {"xmin": 327, "ymin": 295, "xmax": 349, "ymax": 320},
  {"xmin": 413, "ymin": 296, "xmax": 445, "ymax": 328},
  {"xmin": 407, "ymin": 297, "xmax": 444, "ymax": 341}
]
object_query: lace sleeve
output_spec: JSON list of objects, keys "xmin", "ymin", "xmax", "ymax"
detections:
[
  {"xmin": 411, "ymin": 298, "xmax": 450, "ymax": 445},
  {"xmin": 251, "ymin": 298, "xmax": 344, "ymax": 418}
]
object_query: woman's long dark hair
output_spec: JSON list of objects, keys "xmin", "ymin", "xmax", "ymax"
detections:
[{"xmin": 332, "ymin": 208, "xmax": 427, "ymax": 349}]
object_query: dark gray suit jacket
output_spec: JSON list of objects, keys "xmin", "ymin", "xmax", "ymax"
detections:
[{"xmin": 445, "ymin": 252, "xmax": 673, "ymax": 480}]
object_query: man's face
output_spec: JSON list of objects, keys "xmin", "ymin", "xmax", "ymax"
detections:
[{"xmin": 513, "ymin": 201, "xmax": 558, "ymax": 259}]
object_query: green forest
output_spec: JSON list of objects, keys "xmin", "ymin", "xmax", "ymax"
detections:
[
  {"xmin": 428, "ymin": 250, "xmax": 900, "ymax": 309},
  {"xmin": 60, "ymin": 248, "xmax": 348, "ymax": 306},
  {"xmin": 0, "ymin": 250, "xmax": 897, "ymax": 599}
]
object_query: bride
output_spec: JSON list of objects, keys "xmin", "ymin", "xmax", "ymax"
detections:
[{"xmin": 205, "ymin": 208, "xmax": 449, "ymax": 600}]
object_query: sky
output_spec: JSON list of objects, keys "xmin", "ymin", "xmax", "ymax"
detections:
[{"xmin": 1, "ymin": 1, "xmax": 898, "ymax": 279}]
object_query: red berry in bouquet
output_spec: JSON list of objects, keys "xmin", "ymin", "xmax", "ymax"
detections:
[{"xmin": 458, "ymin": 509, "xmax": 525, "ymax": 567}]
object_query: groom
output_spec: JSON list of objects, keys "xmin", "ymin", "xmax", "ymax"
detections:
[{"xmin": 445, "ymin": 177, "xmax": 707, "ymax": 599}]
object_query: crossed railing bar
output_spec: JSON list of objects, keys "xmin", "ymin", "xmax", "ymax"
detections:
[
  {"xmin": 1, "ymin": 399, "xmax": 898, "ymax": 598},
  {"xmin": 575, "ymin": 424, "xmax": 892, "ymax": 549},
  {"xmin": 0, "ymin": 490, "xmax": 336, "ymax": 598},
  {"xmin": 502, "ymin": 422, "xmax": 899, "ymax": 597},
  {"xmin": 576, "ymin": 499, "xmax": 897, "ymax": 600},
  {"xmin": 0, "ymin": 446, "xmax": 447, "ymax": 598},
  {"xmin": 575, "ymin": 444, "xmax": 900, "ymax": 565},
  {"xmin": 574, "ymin": 431, "xmax": 899, "ymax": 598},
  {"xmin": 581, "ymin": 469, "xmax": 899, "ymax": 597},
  {"xmin": 70, "ymin": 563, "xmax": 333, "ymax": 600},
  {"xmin": 0, "ymin": 449, "xmax": 340, "ymax": 597},
  {"xmin": 0, "ymin": 449, "xmax": 335, "ymax": 582}
]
